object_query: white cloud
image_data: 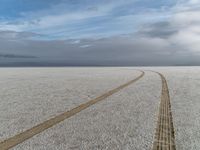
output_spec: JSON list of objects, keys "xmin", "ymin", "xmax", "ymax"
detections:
[
  {"xmin": 167, "ymin": 1, "xmax": 200, "ymax": 52},
  {"xmin": 79, "ymin": 44, "xmax": 92, "ymax": 48}
]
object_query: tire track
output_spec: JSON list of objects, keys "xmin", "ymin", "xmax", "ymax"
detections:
[
  {"xmin": 0, "ymin": 71, "xmax": 144, "ymax": 150},
  {"xmin": 152, "ymin": 72, "xmax": 176, "ymax": 150}
]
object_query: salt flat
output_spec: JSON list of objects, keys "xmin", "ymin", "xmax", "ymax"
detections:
[
  {"xmin": 1, "ymin": 67, "xmax": 200, "ymax": 150},
  {"xmin": 153, "ymin": 67, "xmax": 200, "ymax": 150},
  {"xmin": 11, "ymin": 71, "xmax": 161, "ymax": 150},
  {"xmin": 0, "ymin": 67, "xmax": 141, "ymax": 141}
]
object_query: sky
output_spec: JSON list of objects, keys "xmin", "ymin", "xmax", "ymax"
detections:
[{"xmin": 0, "ymin": 0, "xmax": 200, "ymax": 66}]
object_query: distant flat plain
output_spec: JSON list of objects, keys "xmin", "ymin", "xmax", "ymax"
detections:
[{"xmin": 0, "ymin": 67, "xmax": 199, "ymax": 150}]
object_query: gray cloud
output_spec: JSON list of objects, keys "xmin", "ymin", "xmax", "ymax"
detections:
[
  {"xmin": 0, "ymin": 53, "xmax": 37, "ymax": 59},
  {"xmin": 0, "ymin": 34, "xmax": 199, "ymax": 66},
  {"xmin": 138, "ymin": 22, "xmax": 178, "ymax": 38}
]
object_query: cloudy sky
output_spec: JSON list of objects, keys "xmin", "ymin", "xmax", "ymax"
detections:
[{"xmin": 0, "ymin": 0, "xmax": 200, "ymax": 66}]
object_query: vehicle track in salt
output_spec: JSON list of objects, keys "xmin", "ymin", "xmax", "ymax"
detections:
[
  {"xmin": 0, "ymin": 71, "xmax": 144, "ymax": 150},
  {"xmin": 152, "ymin": 72, "xmax": 176, "ymax": 150}
]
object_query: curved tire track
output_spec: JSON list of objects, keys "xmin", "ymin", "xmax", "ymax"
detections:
[
  {"xmin": 152, "ymin": 72, "xmax": 176, "ymax": 150},
  {"xmin": 0, "ymin": 71, "xmax": 144, "ymax": 150}
]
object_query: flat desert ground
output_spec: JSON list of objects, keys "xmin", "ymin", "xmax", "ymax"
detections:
[{"xmin": 0, "ymin": 67, "xmax": 200, "ymax": 150}]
